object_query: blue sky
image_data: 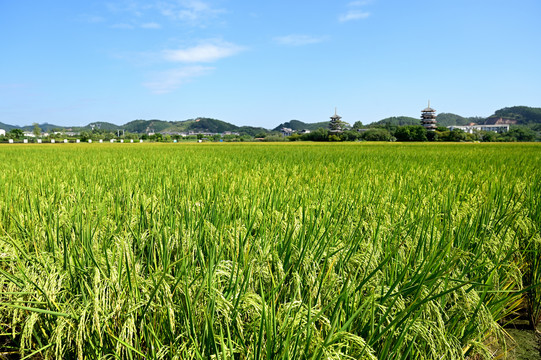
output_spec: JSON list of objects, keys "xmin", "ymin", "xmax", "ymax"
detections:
[{"xmin": 1, "ymin": 0, "xmax": 540, "ymax": 128}]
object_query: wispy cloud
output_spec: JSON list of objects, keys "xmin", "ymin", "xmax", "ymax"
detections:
[
  {"xmin": 105, "ymin": 1, "xmax": 151, "ymax": 17},
  {"xmin": 100, "ymin": 2, "xmax": 234, "ymax": 92},
  {"xmin": 339, "ymin": 1, "xmax": 372, "ymax": 22},
  {"xmin": 141, "ymin": 22, "xmax": 161, "ymax": 29},
  {"xmin": 144, "ymin": 66, "xmax": 214, "ymax": 94},
  {"xmin": 339, "ymin": 10, "xmax": 370, "ymax": 22},
  {"xmin": 273, "ymin": 34, "xmax": 328, "ymax": 46},
  {"xmin": 143, "ymin": 40, "xmax": 244, "ymax": 93},
  {"xmin": 163, "ymin": 41, "xmax": 244, "ymax": 63},
  {"xmin": 103, "ymin": 0, "xmax": 224, "ymax": 26},
  {"xmin": 111, "ymin": 23, "xmax": 135, "ymax": 29},
  {"xmin": 80, "ymin": 0, "xmax": 226, "ymax": 33},
  {"xmin": 158, "ymin": 0, "xmax": 225, "ymax": 23},
  {"xmin": 79, "ymin": 14, "xmax": 106, "ymax": 23}
]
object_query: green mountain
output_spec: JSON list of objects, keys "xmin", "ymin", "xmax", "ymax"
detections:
[
  {"xmin": 82, "ymin": 122, "xmax": 124, "ymax": 131},
  {"xmin": 236, "ymin": 126, "xmax": 271, "ymax": 137},
  {"xmin": 273, "ymin": 120, "xmax": 329, "ymax": 131},
  {"xmin": 436, "ymin": 113, "xmax": 484, "ymax": 127},
  {"xmin": 123, "ymin": 119, "xmax": 172, "ymax": 133},
  {"xmin": 16, "ymin": 123, "xmax": 66, "ymax": 132},
  {"xmin": 484, "ymin": 106, "xmax": 541, "ymax": 125},
  {"xmin": 2, "ymin": 106, "xmax": 540, "ymax": 135},
  {"xmin": 185, "ymin": 118, "xmax": 238, "ymax": 133},
  {"xmin": 0, "ymin": 122, "xmax": 20, "ymax": 131},
  {"xmin": 369, "ymin": 116, "xmax": 420, "ymax": 127}
]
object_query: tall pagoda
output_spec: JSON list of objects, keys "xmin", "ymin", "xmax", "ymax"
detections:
[
  {"xmin": 421, "ymin": 101, "xmax": 437, "ymax": 131},
  {"xmin": 329, "ymin": 108, "xmax": 343, "ymax": 133}
]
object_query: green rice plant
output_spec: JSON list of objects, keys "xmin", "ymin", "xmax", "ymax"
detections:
[{"xmin": 0, "ymin": 142, "xmax": 539, "ymax": 359}]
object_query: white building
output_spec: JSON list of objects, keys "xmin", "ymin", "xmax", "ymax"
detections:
[
  {"xmin": 447, "ymin": 124, "xmax": 509, "ymax": 134},
  {"xmin": 0, "ymin": 129, "xmax": 5, "ymax": 136},
  {"xmin": 280, "ymin": 127, "xmax": 294, "ymax": 136}
]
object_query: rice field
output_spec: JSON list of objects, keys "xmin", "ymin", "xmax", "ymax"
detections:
[{"xmin": 0, "ymin": 142, "xmax": 540, "ymax": 359}]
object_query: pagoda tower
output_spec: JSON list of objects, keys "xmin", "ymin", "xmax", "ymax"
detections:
[
  {"xmin": 329, "ymin": 108, "xmax": 343, "ymax": 133},
  {"xmin": 421, "ymin": 101, "xmax": 437, "ymax": 131}
]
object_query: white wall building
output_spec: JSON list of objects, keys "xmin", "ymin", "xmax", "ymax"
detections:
[
  {"xmin": 447, "ymin": 124, "xmax": 509, "ymax": 134},
  {"xmin": 0, "ymin": 129, "xmax": 5, "ymax": 136}
]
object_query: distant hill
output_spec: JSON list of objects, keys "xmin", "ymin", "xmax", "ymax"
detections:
[
  {"xmin": 80, "ymin": 122, "xmax": 125, "ymax": 131},
  {"xmin": 273, "ymin": 120, "xmax": 329, "ymax": 131},
  {"xmin": 369, "ymin": 116, "xmax": 420, "ymax": 127},
  {"xmin": 121, "ymin": 118, "xmax": 269, "ymax": 136},
  {"xmin": 186, "ymin": 118, "xmax": 238, "ymax": 133},
  {"xmin": 2, "ymin": 106, "xmax": 539, "ymax": 135},
  {"xmin": 123, "ymin": 119, "xmax": 172, "ymax": 133},
  {"xmin": 368, "ymin": 107, "xmax": 541, "ymax": 127},
  {"xmin": 37, "ymin": 123, "xmax": 62, "ymax": 132},
  {"xmin": 119, "ymin": 118, "xmax": 238, "ymax": 133},
  {"xmin": 0, "ymin": 122, "xmax": 20, "ymax": 131},
  {"xmin": 436, "ymin": 113, "xmax": 484, "ymax": 127},
  {"xmin": 0, "ymin": 117, "xmax": 266, "ymax": 135},
  {"xmin": 484, "ymin": 106, "xmax": 541, "ymax": 125}
]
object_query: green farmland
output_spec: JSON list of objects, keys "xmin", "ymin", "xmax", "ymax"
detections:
[{"xmin": 0, "ymin": 142, "xmax": 540, "ymax": 359}]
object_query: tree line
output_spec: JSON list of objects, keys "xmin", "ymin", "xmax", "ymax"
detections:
[{"xmin": 287, "ymin": 125, "xmax": 539, "ymax": 142}]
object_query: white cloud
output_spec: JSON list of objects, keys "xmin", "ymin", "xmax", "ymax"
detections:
[
  {"xmin": 141, "ymin": 22, "xmax": 161, "ymax": 29},
  {"xmin": 142, "ymin": 40, "xmax": 243, "ymax": 93},
  {"xmin": 144, "ymin": 66, "xmax": 214, "ymax": 93},
  {"xmin": 339, "ymin": 1, "xmax": 372, "ymax": 22},
  {"xmin": 339, "ymin": 10, "xmax": 371, "ymax": 22},
  {"xmin": 163, "ymin": 41, "xmax": 244, "ymax": 63},
  {"xmin": 273, "ymin": 34, "xmax": 328, "ymax": 46}
]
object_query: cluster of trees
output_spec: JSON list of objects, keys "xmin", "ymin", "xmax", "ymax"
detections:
[
  {"xmin": 286, "ymin": 125, "xmax": 539, "ymax": 142},
  {"xmin": 288, "ymin": 128, "xmax": 394, "ymax": 142}
]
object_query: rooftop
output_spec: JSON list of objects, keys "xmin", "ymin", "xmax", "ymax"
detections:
[{"xmin": 422, "ymin": 100, "xmax": 436, "ymax": 113}]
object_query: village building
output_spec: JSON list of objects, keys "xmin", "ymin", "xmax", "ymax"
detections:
[
  {"xmin": 280, "ymin": 127, "xmax": 294, "ymax": 136},
  {"xmin": 0, "ymin": 129, "xmax": 5, "ymax": 136},
  {"xmin": 448, "ymin": 124, "xmax": 509, "ymax": 134}
]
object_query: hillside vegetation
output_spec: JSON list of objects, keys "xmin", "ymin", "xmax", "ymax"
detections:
[
  {"xmin": 486, "ymin": 106, "xmax": 541, "ymax": 125},
  {"xmin": 435, "ymin": 113, "xmax": 484, "ymax": 127},
  {"xmin": 2, "ymin": 106, "xmax": 540, "ymax": 134},
  {"xmin": 368, "ymin": 116, "xmax": 420, "ymax": 127},
  {"xmin": 273, "ymin": 120, "xmax": 329, "ymax": 131}
]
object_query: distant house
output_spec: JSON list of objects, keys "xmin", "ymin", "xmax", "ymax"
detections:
[
  {"xmin": 23, "ymin": 131, "xmax": 35, "ymax": 138},
  {"xmin": 280, "ymin": 127, "xmax": 294, "ymax": 136},
  {"xmin": 0, "ymin": 129, "xmax": 5, "ymax": 136},
  {"xmin": 299, "ymin": 129, "xmax": 311, "ymax": 134},
  {"xmin": 448, "ymin": 124, "xmax": 509, "ymax": 134}
]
